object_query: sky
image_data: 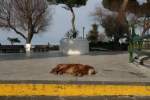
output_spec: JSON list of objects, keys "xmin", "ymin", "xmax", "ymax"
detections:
[
  {"xmin": 0, "ymin": 0, "xmax": 147, "ymax": 45},
  {"xmin": 137, "ymin": 0, "xmax": 147, "ymax": 5},
  {"xmin": 0, "ymin": 0, "xmax": 102, "ymax": 45}
]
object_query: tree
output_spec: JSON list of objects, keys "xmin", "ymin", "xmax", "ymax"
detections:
[
  {"xmin": 87, "ymin": 24, "xmax": 99, "ymax": 43},
  {"xmin": 102, "ymin": 0, "xmax": 150, "ymax": 36},
  {"xmin": 48, "ymin": 0, "xmax": 87, "ymax": 38},
  {"xmin": 93, "ymin": 6, "xmax": 129, "ymax": 43},
  {"xmin": 98, "ymin": 33, "xmax": 107, "ymax": 42},
  {"xmin": 101, "ymin": 15, "xmax": 129, "ymax": 43},
  {"xmin": 0, "ymin": 0, "xmax": 52, "ymax": 44},
  {"xmin": 102, "ymin": 0, "xmax": 150, "ymax": 16}
]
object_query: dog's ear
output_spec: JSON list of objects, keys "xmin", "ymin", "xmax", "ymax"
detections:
[{"xmin": 50, "ymin": 65, "xmax": 61, "ymax": 74}]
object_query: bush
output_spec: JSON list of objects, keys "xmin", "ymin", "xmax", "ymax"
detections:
[
  {"xmin": 89, "ymin": 41, "xmax": 128, "ymax": 51},
  {"xmin": 65, "ymin": 30, "xmax": 79, "ymax": 39}
]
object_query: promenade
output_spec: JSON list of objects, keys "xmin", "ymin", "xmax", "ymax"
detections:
[
  {"xmin": 0, "ymin": 51, "xmax": 150, "ymax": 82},
  {"xmin": 0, "ymin": 51, "xmax": 150, "ymax": 100}
]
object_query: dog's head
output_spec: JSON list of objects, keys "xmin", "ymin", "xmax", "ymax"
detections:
[
  {"xmin": 83, "ymin": 65, "xmax": 96, "ymax": 75},
  {"xmin": 88, "ymin": 68, "xmax": 96, "ymax": 75}
]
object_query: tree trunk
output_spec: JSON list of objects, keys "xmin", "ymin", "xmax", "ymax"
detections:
[
  {"xmin": 117, "ymin": 0, "xmax": 128, "ymax": 24},
  {"xmin": 114, "ymin": 35, "xmax": 120, "ymax": 44},
  {"xmin": 142, "ymin": 17, "xmax": 150, "ymax": 36},
  {"xmin": 122, "ymin": 0, "xmax": 128, "ymax": 11},
  {"xmin": 25, "ymin": 33, "xmax": 33, "ymax": 54},
  {"xmin": 70, "ymin": 7, "xmax": 76, "ymax": 33},
  {"xmin": 26, "ymin": 17, "xmax": 33, "ymax": 54},
  {"xmin": 26, "ymin": 33, "xmax": 33, "ymax": 44}
]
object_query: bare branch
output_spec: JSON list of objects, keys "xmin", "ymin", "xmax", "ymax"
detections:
[{"xmin": 0, "ymin": 0, "xmax": 52, "ymax": 43}]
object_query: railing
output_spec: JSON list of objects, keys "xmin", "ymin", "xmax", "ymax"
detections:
[
  {"xmin": 0, "ymin": 45, "xmax": 57, "ymax": 53},
  {"xmin": 0, "ymin": 45, "xmax": 25, "ymax": 53},
  {"xmin": 128, "ymin": 39, "xmax": 150, "ymax": 63},
  {"xmin": 142, "ymin": 40, "xmax": 150, "ymax": 49},
  {"xmin": 130, "ymin": 40, "xmax": 150, "ymax": 51}
]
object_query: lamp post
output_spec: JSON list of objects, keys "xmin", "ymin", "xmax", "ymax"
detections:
[{"xmin": 83, "ymin": 27, "xmax": 85, "ymax": 39}]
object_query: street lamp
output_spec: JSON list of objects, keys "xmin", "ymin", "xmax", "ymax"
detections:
[{"xmin": 83, "ymin": 26, "xmax": 85, "ymax": 39}]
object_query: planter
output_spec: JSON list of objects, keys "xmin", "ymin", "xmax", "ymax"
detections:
[{"xmin": 60, "ymin": 38, "xmax": 89, "ymax": 55}]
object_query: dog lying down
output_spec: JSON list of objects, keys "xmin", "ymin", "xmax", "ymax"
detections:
[{"xmin": 50, "ymin": 64, "xmax": 96, "ymax": 77}]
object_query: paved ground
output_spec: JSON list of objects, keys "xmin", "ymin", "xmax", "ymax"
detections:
[
  {"xmin": 0, "ymin": 51, "xmax": 150, "ymax": 82},
  {"xmin": 0, "ymin": 51, "xmax": 150, "ymax": 99}
]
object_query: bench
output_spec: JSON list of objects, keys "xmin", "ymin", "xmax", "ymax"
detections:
[{"xmin": 133, "ymin": 40, "xmax": 150, "ymax": 65}]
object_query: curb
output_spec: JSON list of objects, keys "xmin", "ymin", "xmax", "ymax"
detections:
[{"xmin": 0, "ymin": 83, "xmax": 150, "ymax": 96}]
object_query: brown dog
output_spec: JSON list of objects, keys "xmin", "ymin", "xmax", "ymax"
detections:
[{"xmin": 50, "ymin": 64, "xmax": 96, "ymax": 76}]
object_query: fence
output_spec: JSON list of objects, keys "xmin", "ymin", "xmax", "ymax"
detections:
[{"xmin": 128, "ymin": 39, "xmax": 150, "ymax": 63}]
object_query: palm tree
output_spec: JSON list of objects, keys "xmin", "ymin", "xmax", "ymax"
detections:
[
  {"xmin": 47, "ymin": 0, "xmax": 87, "ymax": 38},
  {"xmin": 7, "ymin": 37, "xmax": 21, "ymax": 45}
]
